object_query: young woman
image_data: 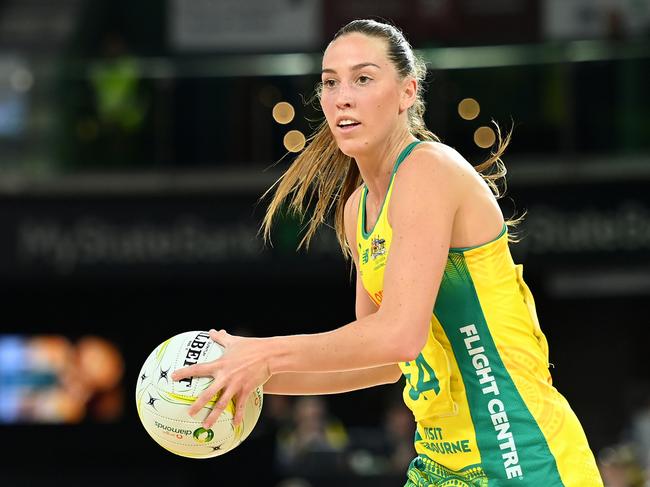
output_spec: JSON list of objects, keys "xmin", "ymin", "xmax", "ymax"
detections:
[{"xmin": 172, "ymin": 19, "xmax": 603, "ymax": 486}]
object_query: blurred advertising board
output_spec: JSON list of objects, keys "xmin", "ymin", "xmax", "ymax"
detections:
[
  {"xmin": 0, "ymin": 177, "xmax": 648, "ymax": 283},
  {"xmin": 322, "ymin": 0, "xmax": 540, "ymax": 45},
  {"xmin": 0, "ymin": 190, "xmax": 342, "ymax": 283},
  {"xmin": 542, "ymin": 0, "xmax": 650, "ymax": 40},
  {"xmin": 169, "ymin": 0, "xmax": 322, "ymax": 51}
]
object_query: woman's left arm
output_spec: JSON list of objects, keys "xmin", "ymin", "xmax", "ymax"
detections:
[{"xmin": 173, "ymin": 147, "xmax": 463, "ymax": 427}]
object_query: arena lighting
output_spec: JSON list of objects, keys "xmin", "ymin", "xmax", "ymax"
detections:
[
  {"xmin": 458, "ymin": 98, "xmax": 480, "ymax": 121},
  {"xmin": 283, "ymin": 130, "xmax": 306, "ymax": 152},
  {"xmin": 170, "ymin": 53, "xmax": 317, "ymax": 78},
  {"xmin": 474, "ymin": 126, "xmax": 496, "ymax": 148},
  {"xmin": 419, "ymin": 40, "xmax": 649, "ymax": 69},
  {"xmin": 106, "ymin": 40, "xmax": 649, "ymax": 79},
  {"xmin": 272, "ymin": 101, "xmax": 295, "ymax": 124}
]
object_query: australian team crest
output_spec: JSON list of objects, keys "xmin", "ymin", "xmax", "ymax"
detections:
[{"xmin": 370, "ymin": 236, "xmax": 386, "ymax": 260}]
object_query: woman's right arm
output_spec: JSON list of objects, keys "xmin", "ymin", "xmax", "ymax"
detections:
[{"xmin": 264, "ymin": 186, "xmax": 402, "ymax": 395}]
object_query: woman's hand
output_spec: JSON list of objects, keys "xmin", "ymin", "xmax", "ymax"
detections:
[{"xmin": 171, "ymin": 329, "xmax": 271, "ymax": 428}]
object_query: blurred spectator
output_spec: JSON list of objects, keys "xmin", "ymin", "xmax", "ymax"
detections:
[
  {"xmin": 598, "ymin": 444, "xmax": 645, "ymax": 487},
  {"xmin": 266, "ymin": 394, "xmax": 294, "ymax": 435},
  {"xmin": 255, "ymin": 394, "xmax": 295, "ymax": 482},
  {"xmin": 630, "ymin": 393, "xmax": 650, "ymax": 473},
  {"xmin": 90, "ymin": 32, "xmax": 147, "ymax": 135},
  {"xmin": 87, "ymin": 31, "xmax": 149, "ymax": 166},
  {"xmin": 57, "ymin": 29, "xmax": 151, "ymax": 170},
  {"xmin": 344, "ymin": 397, "xmax": 414, "ymax": 476},
  {"xmin": 276, "ymin": 396, "xmax": 348, "ymax": 476},
  {"xmin": 381, "ymin": 400, "xmax": 416, "ymax": 473}
]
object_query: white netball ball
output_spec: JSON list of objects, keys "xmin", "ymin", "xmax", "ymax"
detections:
[{"xmin": 135, "ymin": 330, "xmax": 263, "ymax": 458}]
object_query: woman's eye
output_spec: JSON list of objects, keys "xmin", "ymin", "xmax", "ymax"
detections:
[
  {"xmin": 357, "ymin": 75, "xmax": 372, "ymax": 84},
  {"xmin": 322, "ymin": 79, "xmax": 337, "ymax": 88}
]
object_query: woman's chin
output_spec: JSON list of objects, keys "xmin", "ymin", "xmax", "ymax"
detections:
[{"xmin": 336, "ymin": 139, "xmax": 370, "ymax": 159}]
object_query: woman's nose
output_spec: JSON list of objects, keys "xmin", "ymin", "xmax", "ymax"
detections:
[{"xmin": 335, "ymin": 84, "xmax": 354, "ymax": 109}]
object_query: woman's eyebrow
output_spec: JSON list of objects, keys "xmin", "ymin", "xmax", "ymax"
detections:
[{"xmin": 321, "ymin": 62, "xmax": 381, "ymax": 74}]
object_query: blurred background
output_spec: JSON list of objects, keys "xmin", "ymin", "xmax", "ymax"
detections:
[{"xmin": 0, "ymin": 0, "xmax": 649, "ymax": 486}]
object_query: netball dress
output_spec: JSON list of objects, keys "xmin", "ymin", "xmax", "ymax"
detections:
[{"xmin": 356, "ymin": 141, "xmax": 603, "ymax": 486}]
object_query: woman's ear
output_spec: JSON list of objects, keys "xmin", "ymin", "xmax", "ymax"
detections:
[{"xmin": 399, "ymin": 77, "xmax": 417, "ymax": 114}]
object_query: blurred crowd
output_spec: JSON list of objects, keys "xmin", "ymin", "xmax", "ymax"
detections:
[
  {"xmin": 599, "ymin": 393, "xmax": 650, "ymax": 487},
  {"xmin": 256, "ymin": 389, "xmax": 650, "ymax": 487},
  {"xmin": 259, "ymin": 392, "xmax": 414, "ymax": 485}
]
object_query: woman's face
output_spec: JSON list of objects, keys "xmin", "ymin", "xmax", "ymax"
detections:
[{"xmin": 320, "ymin": 33, "xmax": 413, "ymax": 158}]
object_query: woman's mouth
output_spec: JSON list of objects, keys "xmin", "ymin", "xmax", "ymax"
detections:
[{"xmin": 337, "ymin": 119, "xmax": 361, "ymax": 132}]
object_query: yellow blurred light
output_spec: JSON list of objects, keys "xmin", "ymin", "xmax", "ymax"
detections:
[
  {"xmin": 283, "ymin": 130, "xmax": 306, "ymax": 152},
  {"xmin": 273, "ymin": 101, "xmax": 295, "ymax": 124},
  {"xmin": 474, "ymin": 126, "xmax": 496, "ymax": 148},
  {"xmin": 458, "ymin": 98, "xmax": 480, "ymax": 120}
]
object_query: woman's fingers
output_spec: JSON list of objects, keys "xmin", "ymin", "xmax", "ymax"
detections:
[
  {"xmin": 168, "ymin": 330, "xmax": 256, "ymax": 429},
  {"xmin": 171, "ymin": 362, "xmax": 213, "ymax": 382},
  {"xmin": 209, "ymin": 328, "xmax": 231, "ymax": 346},
  {"xmin": 203, "ymin": 385, "xmax": 236, "ymax": 429},
  {"xmin": 188, "ymin": 379, "xmax": 223, "ymax": 417},
  {"xmin": 233, "ymin": 390, "xmax": 250, "ymax": 426}
]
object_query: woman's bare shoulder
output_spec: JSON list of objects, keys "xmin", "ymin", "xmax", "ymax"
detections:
[
  {"xmin": 395, "ymin": 140, "xmax": 475, "ymax": 190},
  {"xmin": 411, "ymin": 141, "xmax": 475, "ymax": 171}
]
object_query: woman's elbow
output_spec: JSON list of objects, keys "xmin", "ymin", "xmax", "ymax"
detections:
[
  {"xmin": 376, "ymin": 364, "xmax": 403, "ymax": 385},
  {"xmin": 388, "ymin": 365, "xmax": 403, "ymax": 384},
  {"xmin": 396, "ymin": 343, "xmax": 424, "ymax": 363},
  {"xmin": 387, "ymin": 319, "xmax": 429, "ymax": 363}
]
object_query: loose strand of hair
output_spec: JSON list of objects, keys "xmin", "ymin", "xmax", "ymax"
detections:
[
  {"xmin": 260, "ymin": 121, "xmax": 351, "ymax": 252},
  {"xmin": 472, "ymin": 121, "xmax": 525, "ymax": 240}
]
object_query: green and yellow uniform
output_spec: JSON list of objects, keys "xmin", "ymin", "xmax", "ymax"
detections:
[{"xmin": 356, "ymin": 141, "xmax": 603, "ymax": 486}]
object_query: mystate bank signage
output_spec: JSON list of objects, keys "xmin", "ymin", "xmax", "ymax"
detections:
[{"xmin": 0, "ymin": 181, "xmax": 648, "ymax": 280}]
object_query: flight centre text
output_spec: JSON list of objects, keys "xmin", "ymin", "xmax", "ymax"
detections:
[{"xmin": 460, "ymin": 324, "xmax": 524, "ymax": 480}]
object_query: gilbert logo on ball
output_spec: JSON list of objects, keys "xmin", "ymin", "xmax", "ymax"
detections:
[{"xmin": 135, "ymin": 330, "xmax": 263, "ymax": 458}]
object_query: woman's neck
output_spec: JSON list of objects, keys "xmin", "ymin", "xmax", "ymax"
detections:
[{"xmin": 356, "ymin": 130, "xmax": 417, "ymax": 208}]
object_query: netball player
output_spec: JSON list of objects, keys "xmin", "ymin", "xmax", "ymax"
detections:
[{"xmin": 172, "ymin": 19, "xmax": 603, "ymax": 486}]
